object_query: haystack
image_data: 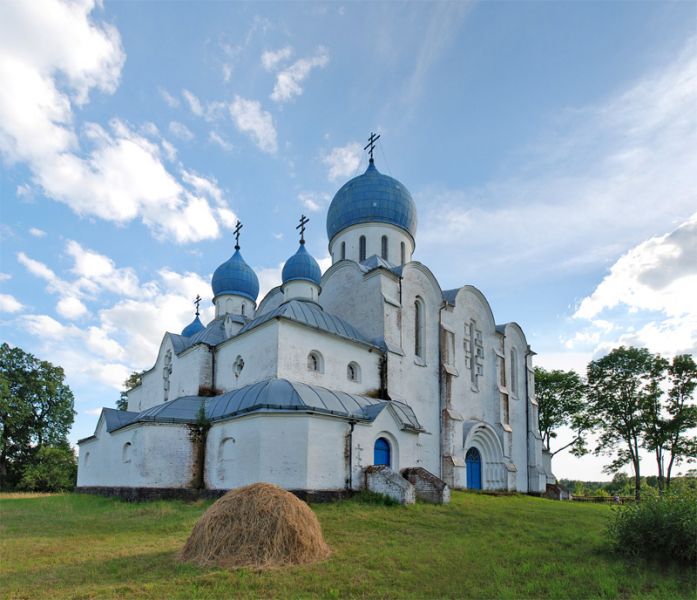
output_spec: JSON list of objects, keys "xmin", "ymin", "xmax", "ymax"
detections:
[{"xmin": 178, "ymin": 483, "xmax": 331, "ymax": 569}]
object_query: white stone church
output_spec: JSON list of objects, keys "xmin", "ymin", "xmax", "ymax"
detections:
[{"xmin": 77, "ymin": 149, "xmax": 554, "ymax": 498}]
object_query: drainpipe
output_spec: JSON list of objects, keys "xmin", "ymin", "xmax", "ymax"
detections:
[
  {"xmin": 209, "ymin": 344, "xmax": 216, "ymax": 392},
  {"xmin": 346, "ymin": 419, "xmax": 356, "ymax": 491},
  {"xmin": 438, "ymin": 301, "xmax": 447, "ymax": 480},
  {"xmin": 524, "ymin": 347, "xmax": 532, "ymax": 493}
]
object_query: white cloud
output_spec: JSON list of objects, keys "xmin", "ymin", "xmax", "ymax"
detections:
[
  {"xmin": 208, "ymin": 131, "xmax": 233, "ymax": 151},
  {"xmin": 0, "ymin": 1, "xmax": 234, "ymax": 244},
  {"xmin": 261, "ymin": 46, "xmax": 292, "ymax": 71},
  {"xmin": 256, "ymin": 263, "xmax": 283, "ymax": 300},
  {"xmin": 0, "ymin": 273, "xmax": 11, "ymax": 282},
  {"xmin": 270, "ymin": 47, "xmax": 329, "ymax": 103},
  {"xmin": 158, "ymin": 87, "xmax": 180, "ymax": 108},
  {"xmin": 298, "ymin": 191, "xmax": 330, "ymax": 212},
  {"xmin": 229, "ymin": 96, "xmax": 278, "ymax": 154},
  {"xmin": 0, "ymin": 293, "xmax": 23, "ymax": 313},
  {"xmin": 182, "ymin": 89, "xmax": 203, "ymax": 117},
  {"xmin": 569, "ymin": 215, "xmax": 697, "ymax": 356},
  {"xmin": 28, "ymin": 227, "xmax": 46, "ymax": 238},
  {"xmin": 56, "ymin": 296, "xmax": 88, "ymax": 320},
  {"xmin": 168, "ymin": 121, "xmax": 194, "ymax": 141},
  {"xmin": 323, "ymin": 142, "xmax": 362, "ymax": 181}
]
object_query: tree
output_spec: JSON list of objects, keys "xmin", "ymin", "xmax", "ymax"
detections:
[
  {"xmin": 117, "ymin": 370, "xmax": 145, "ymax": 411},
  {"xmin": 18, "ymin": 444, "xmax": 77, "ymax": 492},
  {"xmin": 0, "ymin": 343, "xmax": 75, "ymax": 489},
  {"xmin": 640, "ymin": 354, "xmax": 670, "ymax": 492},
  {"xmin": 664, "ymin": 354, "xmax": 697, "ymax": 488},
  {"xmin": 534, "ymin": 367, "xmax": 589, "ymax": 456},
  {"xmin": 587, "ymin": 346, "xmax": 663, "ymax": 502}
]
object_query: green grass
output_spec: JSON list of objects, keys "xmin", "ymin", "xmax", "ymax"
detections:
[{"xmin": 1, "ymin": 491, "xmax": 694, "ymax": 599}]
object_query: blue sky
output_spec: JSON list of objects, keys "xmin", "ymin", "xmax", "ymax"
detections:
[{"xmin": 1, "ymin": 1, "xmax": 695, "ymax": 480}]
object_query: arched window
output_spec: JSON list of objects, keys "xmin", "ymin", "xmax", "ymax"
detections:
[
  {"xmin": 400, "ymin": 242, "xmax": 406, "ymax": 265},
  {"xmin": 341, "ymin": 241, "xmax": 346, "ymax": 260},
  {"xmin": 359, "ymin": 235, "xmax": 367, "ymax": 261},
  {"xmin": 83, "ymin": 452, "xmax": 90, "ymax": 467},
  {"xmin": 241, "ymin": 304, "xmax": 245, "ymax": 316},
  {"xmin": 374, "ymin": 437, "xmax": 391, "ymax": 466},
  {"xmin": 347, "ymin": 361, "xmax": 361, "ymax": 382},
  {"xmin": 122, "ymin": 442, "xmax": 132, "ymax": 464},
  {"xmin": 381, "ymin": 235, "xmax": 388, "ymax": 260},
  {"xmin": 307, "ymin": 351, "xmax": 323, "ymax": 373},
  {"xmin": 414, "ymin": 297, "xmax": 425, "ymax": 358},
  {"xmin": 465, "ymin": 447, "xmax": 482, "ymax": 489},
  {"xmin": 510, "ymin": 349, "xmax": 518, "ymax": 394}
]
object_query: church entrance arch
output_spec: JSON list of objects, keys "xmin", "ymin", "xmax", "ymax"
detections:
[{"xmin": 465, "ymin": 447, "xmax": 482, "ymax": 489}]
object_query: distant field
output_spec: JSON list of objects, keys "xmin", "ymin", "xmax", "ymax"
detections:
[{"xmin": 0, "ymin": 491, "xmax": 694, "ymax": 599}]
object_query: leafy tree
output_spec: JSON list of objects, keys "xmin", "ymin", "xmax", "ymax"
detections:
[
  {"xmin": 664, "ymin": 354, "xmax": 697, "ymax": 488},
  {"xmin": 640, "ymin": 354, "xmax": 670, "ymax": 491},
  {"xmin": 18, "ymin": 444, "xmax": 77, "ymax": 492},
  {"xmin": 534, "ymin": 367, "xmax": 589, "ymax": 456},
  {"xmin": 587, "ymin": 346, "xmax": 663, "ymax": 502},
  {"xmin": 117, "ymin": 370, "xmax": 145, "ymax": 411},
  {"xmin": 0, "ymin": 343, "xmax": 75, "ymax": 489}
]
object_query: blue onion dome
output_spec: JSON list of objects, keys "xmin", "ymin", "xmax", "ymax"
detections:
[
  {"xmin": 282, "ymin": 244, "xmax": 321, "ymax": 286},
  {"xmin": 211, "ymin": 249, "xmax": 260, "ymax": 302},
  {"xmin": 181, "ymin": 314, "xmax": 204, "ymax": 337},
  {"xmin": 326, "ymin": 161, "xmax": 417, "ymax": 243}
]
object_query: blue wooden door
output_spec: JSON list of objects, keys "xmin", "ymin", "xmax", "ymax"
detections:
[
  {"xmin": 374, "ymin": 438, "xmax": 391, "ymax": 466},
  {"xmin": 466, "ymin": 447, "xmax": 482, "ymax": 489}
]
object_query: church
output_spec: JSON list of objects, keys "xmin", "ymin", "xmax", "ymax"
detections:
[{"xmin": 77, "ymin": 138, "xmax": 555, "ymax": 498}]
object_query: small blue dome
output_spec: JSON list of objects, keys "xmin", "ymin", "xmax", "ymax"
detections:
[
  {"xmin": 181, "ymin": 315, "xmax": 204, "ymax": 337},
  {"xmin": 326, "ymin": 161, "xmax": 417, "ymax": 243},
  {"xmin": 211, "ymin": 249, "xmax": 259, "ymax": 302},
  {"xmin": 282, "ymin": 244, "xmax": 321, "ymax": 286}
]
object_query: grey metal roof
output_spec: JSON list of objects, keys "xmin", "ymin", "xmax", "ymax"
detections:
[
  {"xmin": 102, "ymin": 408, "xmax": 140, "ymax": 432},
  {"xmin": 495, "ymin": 324, "xmax": 506, "ymax": 335},
  {"xmin": 170, "ymin": 317, "xmax": 229, "ymax": 355},
  {"xmin": 98, "ymin": 378, "xmax": 424, "ymax": 435},
  {"xmin": 359, "ymin": 255, "xmax": 398, "ymax": 273},
  {"xmin": 442, "ymin": 288, "xmax": 459, "ymax": 305},
  {"xmin": 238, "ymin": 299, "xmax": 374, "ymax": 347}
]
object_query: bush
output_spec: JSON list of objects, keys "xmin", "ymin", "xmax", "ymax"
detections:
[
  {"xmin": 353, "ymin": 490, "xmax": 401, "ymax": 506},
  {"xmin": 18, "ymin": 446, "xmax": 77, "ymax": 492},
  {"xmin": 607, "ymin": 489, "xmax": 697, "ymax": 564}
]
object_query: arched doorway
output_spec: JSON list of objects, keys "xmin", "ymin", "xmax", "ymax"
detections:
[
  {"xmin": 374, "ymin": 437, "xmax": 391, "ymax": 467},
  {"xmin": 466, "ymin": 447, "xmax": 482, "ymax": 489}
]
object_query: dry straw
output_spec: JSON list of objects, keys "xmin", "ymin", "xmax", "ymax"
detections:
[{"xmin": 178, "ymin": 482, "xmax": 331, "ymax": 569}]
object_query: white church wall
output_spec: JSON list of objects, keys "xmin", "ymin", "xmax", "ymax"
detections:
[
  {"xmin": 214, "ymin": 294, "xmax": 255, "ymax": 319},
  {"xmin": 276, "ymin": 321, "xmax": 381, "ymax": 395},
  {"xmin": 329, "ymin": 222, "xmax": 414, "ymax": 266},
  {"xmin": 78, "ymin": 422, "xmax": 193, "ymax": 488},
  {"xmin": 128, "ymin": 335, "xmax": 176, "ymax": 411},
  {"xmin": 205, "ymin": 414, "xmax": 346, "ymax": 490},
  {"xmin": 215, "ymin": 321, "xmax": 279, "ymax": 391},
  {"xmin": 321, "ymin": 262, "xmax": 387, "ymax": 344},
  {"xmin": 384, "ymin": 263, "xmax": 443, "ymax": 478}
]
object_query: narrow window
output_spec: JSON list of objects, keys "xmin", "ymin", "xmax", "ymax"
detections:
[
  {"xmin": 381, "ymin": 235, "xmax": 388, "ymax": 260},
  {"xmin": 359, "ymin": 236, "xmax": 366, "ymax": 261},
  {"xmin": 374, "ymin": 437, "xmax": 391, "ymax": 466},
  {"xmin": 307, "ymin": 351, "xmax": 323, "ymax": 373},
  {"xmin": 401, "ymin": 242, "xmax": 406, "ymax": 265},
  {"xmin": 347, "ymin": 362, "xmax": 361, "ymax": 382},
  {"xmin": 502, "ymin": 393, "xmax": 510, "ymax": 424},
  {"xmin": 510, "ymin": 349, "xmax": 517, "ymax": 394},
  {"xmin": 414, "ymin": 297, "xmax": 425, "ymax": 358},
  {"xmin": 341, "ymin": 241, "xmax": 346, "ymax": 260},
  {"xmin": 241, "ymin": 304, "xmax": 245, "ymax": 316},
  {"xmin": 122, "ymin": 442, "xmax": 132, "ymax": 464}
]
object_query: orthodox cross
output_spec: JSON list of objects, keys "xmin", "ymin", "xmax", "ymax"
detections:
[
  {"xmin": 364, "ymin": 132, "xmax": 381, "ymax": 162},
  {"xmin": 194, "ymin": 294, "xmax": 201, "ymax": 317},
  {"xmin": 296, "ymin": 214, "xmax": 309, "ymax": 244},
  {"xmin": 233, "ymin": 220, "xmax": 243, "ymax": 250}
]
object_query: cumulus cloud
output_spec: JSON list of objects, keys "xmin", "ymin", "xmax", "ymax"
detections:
[
  {"xmin": 168, "ymin": 121, "xmax": 194, "ymax": 141},
  {"xmin": 229, "ymin": 96, "xmax": 278, "ymax": 154},
  {"xmin": 208, "ymin": 131, "xmax": 233, "ymax": 151},
  {"xmin": 0, "ymin": 1, "xmax": 236, "ymax": 244},
  {"xmin": 261, "ymin": 46, "xmax": 292, "ymax": 71},
  {"xmin": 0, "ymin": 293, "xmax": 23, "ymax": 313},
  {"xmin": 270, "ymin": 47, "xmax": 329, "ymax": 103},
  {"xmin": 323, "ymin": 142, "xmax": 362, "ymax": 181},
  {"xmin": 28, "ymin": 227, "xmax": 46, "ymax": 238},
  {"xmin": 298, "ymin": 191, "xmax": 330, "ymax": 212},
  {"xmin": 56, "ymin": 296, "xmax": 88, "ymax": 320}
]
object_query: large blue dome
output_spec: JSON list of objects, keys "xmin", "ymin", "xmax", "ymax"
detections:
[
  {"xmin": 211, "ymin": 249, "xmax": 259, "ymax": 302},
  {"xmin": 326, "ymin": 161, "xmax": 417, "ymax": 243},
  {"xmin": 282, "ymin": 244, "xmax": 321, "ymax": 286},
  {"xmin": 181, "ymin": 314, "xmax": 205, "ymax": 337}
]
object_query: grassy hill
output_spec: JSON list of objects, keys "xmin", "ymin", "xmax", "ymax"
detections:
[{"xmin": 1, "ymin": 491, "xmax": 693, "ymax": 599}]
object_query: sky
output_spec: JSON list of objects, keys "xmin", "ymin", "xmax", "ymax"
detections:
[{"xmin": 1, "ymin": 0, "xmax": 696, "ymax": 481}]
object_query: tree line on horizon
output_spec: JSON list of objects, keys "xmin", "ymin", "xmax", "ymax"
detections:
[{"xmin": 536, "ymin": 346, "xmax": 697, "ymax": 501}]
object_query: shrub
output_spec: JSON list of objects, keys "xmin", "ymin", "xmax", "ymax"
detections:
[
  {"xmin": 607, "ymin": 489, "xmax": 697, "ymax": 564},
  {"xmin": 353, "ymin": 490, "xmax": 400, "ymax": 506},
  {"xmin": 18, "ymin": 446, "xmax": 77, "ymax": 492}
]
